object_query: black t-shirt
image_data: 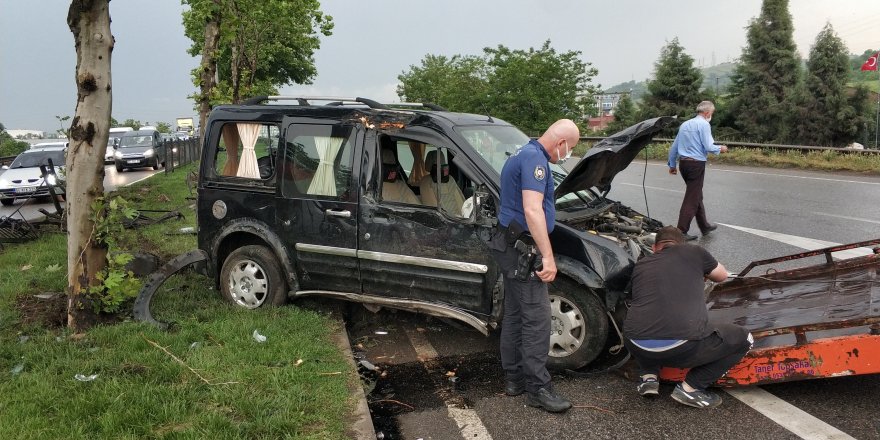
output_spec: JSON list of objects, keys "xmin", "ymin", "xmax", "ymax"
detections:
[{"xmin": 623, "ymin": 244, "xmax": 719, "ymax": 340}]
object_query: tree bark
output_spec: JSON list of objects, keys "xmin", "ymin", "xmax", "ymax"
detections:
[
  {"xmin": 197, "ymin": 0, "xmax": 221, "ymax": 139},
  {"xmin": 66, "ymin": 0, "xmax": 113, "ymax": 331}
]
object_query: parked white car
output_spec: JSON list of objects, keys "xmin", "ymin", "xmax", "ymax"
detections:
[{"xmin": 0, "ymin": 146, "xmax": 67, "ymax": 206}]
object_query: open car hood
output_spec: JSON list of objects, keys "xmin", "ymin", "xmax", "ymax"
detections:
[{"xmin": 554, "ymin": 116, "xmax": 675, "ymax": 199}]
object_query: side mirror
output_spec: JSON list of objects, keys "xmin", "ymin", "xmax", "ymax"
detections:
[{"xmin": 473, "ymin": 183, "xmax": 494, "ymax": 224}]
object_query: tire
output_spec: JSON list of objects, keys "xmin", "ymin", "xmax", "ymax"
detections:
[
  {"xmin": 115, "ymin": 163, "xmax": 124, "ymax": 172},
  {"xmin": 219, "ymin": 245, "xmax": 287, "ymax": 309},
  {"xmin": 545, "ymin": 276, "xmax": 609, "ymax": 371},
  {"xmin": 1, "ymin": 198, "xmax": 14, "ymax": 206},
  {"xmin": 152, "ymin": 158, "xmax": 160, "ymax": 170}
]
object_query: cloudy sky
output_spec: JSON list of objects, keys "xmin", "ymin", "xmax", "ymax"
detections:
[{"xmin": 1, "ymin": 0, "xmax": 877, "ymax": 133}]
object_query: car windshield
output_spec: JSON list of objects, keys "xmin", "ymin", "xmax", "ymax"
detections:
[
  {"xmin": 119, "ymin": 135, "xmax": 153, "ymax": 148},
  {"xmin": 457, "ymin": 125, "xmax": 595, "ymax": 207},
  {"xmin": 10, "ymin": 150, "xmax": 67, "ymax": 169}
]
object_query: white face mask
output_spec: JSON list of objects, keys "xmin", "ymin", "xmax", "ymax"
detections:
[{"xmin": 556, "ymin": 139, "xmax": 572, "ymax": 164}]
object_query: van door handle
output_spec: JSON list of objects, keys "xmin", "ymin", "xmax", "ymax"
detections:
[{"xmin": 325, "ymin": 209, "xmax": 351, "ymax": 218}]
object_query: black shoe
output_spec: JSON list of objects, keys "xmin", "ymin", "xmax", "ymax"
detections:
[
  {"xmin": 504, "ymin": 379, "xmax": 525, "ymax": 396},
  {"xmin": 701, "ymin": 223, "xmax": 718, "ymax": 235},
  {"xmin": 526, "ymin": 387, "xmax": 572, "ymax": 413},
  {"xmin": 671, "ymin": 384, "xmax": 722, "ymax": 408},
  {"xmin": 683, "ymin": 233, "xmax": 698, "ymax": 241}
]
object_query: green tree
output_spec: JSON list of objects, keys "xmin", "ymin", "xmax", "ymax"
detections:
[
  {"xmin": 483, "ymin": 40, "xmax": 599, "ymax": 135},
  {"xmin": 120, "ymin": 119, "xmax": 141, "ymax": 129},
  {"xmin": 0, "ymin": 123, "xmax": 29, "ymax": 157},
  {"xmin": 640, "ymin": 38, "xmax": 703, "ymax": 123},
  {"xmin": 604, "ymin": 94, "xmax": 638, "ymax": 134},
  {"xmin": 183, "ymin": 0, "xmax": 334, "ymax": 105},
  {"xmin": 397, "ymin": 40, "xmax": 599, "ymax": 136},
  {"xmin": 727, "ymin": 0, "xmax": 801, "ymax": 142},
  {"xmin": 397, "ymin": 54, "xmax": 488, "ymax": 113},
  {"xmin": 55, "ymin": 115, "xmax": 71, "ymax": 138},
  {"xmin": 787, "ymin": 24, "xmax": 867, "ymax": 146},
  {"xmin": 156, "ymin": 122, "xmax": 172, "ymax": 133}
]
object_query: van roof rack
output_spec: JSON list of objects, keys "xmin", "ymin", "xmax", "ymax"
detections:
[
  {"xmin": 240, "ymin": 96, "xmax": 448, "ymax": 112},
  {"xmin": 241, "ymin": 95, "xmax": 389, "ymax": 109}
]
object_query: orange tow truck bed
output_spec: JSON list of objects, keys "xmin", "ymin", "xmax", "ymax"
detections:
[{"xmin": 660, "ymin": 239, "xmax": 880, "ymax": 386}]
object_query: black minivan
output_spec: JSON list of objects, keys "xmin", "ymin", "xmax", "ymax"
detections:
[{"xmin": 196, "ymin": 96, "xmax": 671, "ymax": 370}]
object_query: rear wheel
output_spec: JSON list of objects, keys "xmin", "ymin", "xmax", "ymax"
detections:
[
  {"xmin": 115, "ymin": 163, "xmax": 124, "ymax": 172},
  {"xmin": 152, "ymin": 157, "xmax": 160, "ymax": 170},
  {"xmin": 220, "ymin": 245, "xmax": 287, "ymax": 309},
  {"xmin": 1, "ymin": 198, "xmax": 14, "ymax": 206},
  {"xmin": 545, "ymin": 277, "xmax": 609, "ymax": 370}
]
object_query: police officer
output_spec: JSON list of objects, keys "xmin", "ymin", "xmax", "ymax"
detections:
[{"xmin": 490, "ymin": 119, "xmax": 579, "ymax": 413}]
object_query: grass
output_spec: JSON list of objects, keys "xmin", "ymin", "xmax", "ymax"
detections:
[
  {"xmin": 573, "ymin": 141, "xmax": 880, "ymax": 175},
  {"xmin": 0, "ymin": 164, "xmax": 357, "ymax": 440}
]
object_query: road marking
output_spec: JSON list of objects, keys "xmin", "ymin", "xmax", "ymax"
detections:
[
  {"xmin": 725, "ymin": 388, "xmax": 856, "ymax": 440},
  {"xmin": 404, "ymin": 328, "xmax": 493, "ymax": 440},
  {"xmin": 643, "ymin": 162, "xmax": 880, "ymax": 186},
  {"xmin": 719, "ymin": 223, "xmax": 874, "ymax": 261},
  {"xmin": 618, "ymin": 182, "xmax": 684, "ymax": 193},
  {"xmin": 812, "ymin": 211, "xmax": 880, "ymax": 226}
]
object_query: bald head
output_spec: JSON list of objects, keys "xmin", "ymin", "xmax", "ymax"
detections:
[{"xmin": 537, "ymin": 119, "xmax": 580, "ymax": 163}]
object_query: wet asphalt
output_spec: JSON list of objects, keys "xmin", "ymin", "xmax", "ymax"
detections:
[
  {"xmin": 352, "ymin": 161, "xmax": 880, "ymax": 440},
  {"xmin": 0, "ymin": 164, "xmax": 162, "ymax": 222}
]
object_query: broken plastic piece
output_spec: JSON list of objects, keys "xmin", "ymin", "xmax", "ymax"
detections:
[
  {"xmin": 189, "ymin": 342, "xmax": 201, "ymax": 350},
  {"xmin": 358, "ymin": 359, "xmax": 378, "ymax": 372},
  {"xmin": 374, "ymin": 329, "xmax": 388, "ymax": 335},
  {"xmin": 18, "ymin": 335, "xmax": 29, "ymax": 344},
  {"xmin": 10, "ymin": 364, "xmax": 24, "ymax": 375},
  {"xmin": 74, "ymin": 373, "xmax": 98, "ymax": 382},
  {"xmin": 252, "ymin": 329, "xmax": 267, "ymax": 343}
]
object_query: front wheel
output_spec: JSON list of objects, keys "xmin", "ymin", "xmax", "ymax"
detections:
[
  {"xmin": 220, "ymin": 245, "xmax": 287, "ymax": 309},
  {"xmin": 1, "ymin": 198, "xmax": 13, "ymax": 206},
  {"xmin": 545, "ymin": 277, "xmax": 609, "ymax": 371}
]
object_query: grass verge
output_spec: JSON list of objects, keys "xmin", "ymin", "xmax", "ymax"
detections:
[
  {"xmin": 0, "ymin": 164, "xmax": 357, "ymax": 440},
  {"xmin": 574, "ymin": 141, "xmax": 880, "ymax": 175}
]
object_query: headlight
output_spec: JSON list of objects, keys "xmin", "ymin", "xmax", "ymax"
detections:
[
  {"xmin": 114, "ymin": 150, "xmax": 124, "ymax": 159},
  {"xmin": 143, "ymin": 149, "xmax": 155, "ymax": 157},
  {"xmin": 46, "ymin": 174, "xmax": 57, "ymax": 185}
]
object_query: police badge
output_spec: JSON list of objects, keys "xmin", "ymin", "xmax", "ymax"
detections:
[{"xmin": 534, "ymin": 165, "xmax": 545, "ymax": 181}]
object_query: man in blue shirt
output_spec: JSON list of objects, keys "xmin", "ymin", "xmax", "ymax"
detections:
[
  {"xmin": 490, "ymin": 119, "xmax": 579, "ymax": 413},
  {"xmin": 668, "ymin": 101, "xmax": 728, "ymax": 241}
]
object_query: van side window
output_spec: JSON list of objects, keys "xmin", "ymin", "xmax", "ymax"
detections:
[
  {"xmin": 281, "ymin": 124, "xmax": 354, "ymax": 198},
  {"xmin": 213, "ymin": 123, "xmax": 280, "ymax": 180}
]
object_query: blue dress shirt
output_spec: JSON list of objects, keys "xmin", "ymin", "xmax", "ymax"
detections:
[{"xmin": 668, "ymin": 115, "xmax": 721, "ymax": 167}]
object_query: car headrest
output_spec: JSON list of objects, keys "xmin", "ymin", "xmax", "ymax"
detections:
[
  {"xmin": 381, "ymin": 147, "xmax": 397, "ymax": 165},
  {"xmin": 425, "ymin": 150, "xmax": 449, "ymax": 183}
]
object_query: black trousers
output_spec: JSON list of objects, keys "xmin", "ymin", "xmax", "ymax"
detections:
[
  {"xmin": 625, "ymin": 324, "xmax": 752, "ymax": 390},
  {"xmin": 676, "ymin": 159, "xmax": 711, "ymax": 233},
  {"xmin": 491, "ymin": 243, "xmax": 552, "ymax": 394}
]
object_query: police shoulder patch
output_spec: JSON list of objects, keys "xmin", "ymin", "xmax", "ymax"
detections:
[{"xmin": 534, "ymin": 165, "xmax": 546, "ymax": 181}]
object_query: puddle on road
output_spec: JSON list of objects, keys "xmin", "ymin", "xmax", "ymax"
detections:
[{"xmin": 355, "ymin": 345, "xmax": 505, "ymax": 440}]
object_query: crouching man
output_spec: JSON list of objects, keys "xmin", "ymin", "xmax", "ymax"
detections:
[{"xmin": 623, "ymin": 226, "xmax": 752, "ymax": 408}]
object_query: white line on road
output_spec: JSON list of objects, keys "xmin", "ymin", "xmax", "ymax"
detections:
[
  {"xmin": 725, "ymin": 388, "xmax": 856, "ymax": 440},
  {"xmin": 719, "ymin": 223, "xmax": 874, "ymax": 261},
  {"xmin": 404, "ymin": 328, "xmax": 493, "ymax": 440},
  {"xmin": 642, "ymin": 162, "xmax": 880, "ymax": 186},
  {"xmin": 812, "ymin": 211, "xmax": 880, "ymax": 226},
  {"xmin": 618, "ymin": 182, "xmax": 684, "ymax": 193}
]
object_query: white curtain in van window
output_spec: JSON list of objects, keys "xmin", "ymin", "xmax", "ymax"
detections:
[
  {"xmin": 307, "ymin": 136, "xmax": 345, "ymax": 196},
  {"xmin": 235, "ymin": 123, "xmax": 262, "ymax": 179}
]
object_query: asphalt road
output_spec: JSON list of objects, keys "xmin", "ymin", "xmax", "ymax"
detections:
[
  {"xmin": 352, "ymin": 161, "xmax": 880, "ymax": 440},
  {"xmin": 0, "ymin": 164, "xmax": 161, "ymax": 222}
]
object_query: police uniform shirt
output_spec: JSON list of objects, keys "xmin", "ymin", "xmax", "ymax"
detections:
[{"xmin": 498, "ymin": 140, "xmax": 555, "ymax": 233}]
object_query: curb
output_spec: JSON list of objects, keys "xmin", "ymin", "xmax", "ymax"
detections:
[{"xmin": 334, "ymin": 318, "xmax": 376, "ymax": 440}]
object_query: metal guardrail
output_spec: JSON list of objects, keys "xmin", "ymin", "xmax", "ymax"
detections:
[
  {"xmin": 161, "ymin": 137, "xmax": 201, "ymax": 174},
  {"xmin": 580, "ymin": 136, "xmax": 880, "ymax": 155}
]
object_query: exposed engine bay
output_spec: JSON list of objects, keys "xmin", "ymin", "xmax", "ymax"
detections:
[{"xmin": 556, "ymin": 193, "xmax": 663, "ymax": 259}]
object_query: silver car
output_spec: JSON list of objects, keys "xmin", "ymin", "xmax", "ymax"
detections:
[{"xmin": 0, "ymin": 146, "xmax": 66, "ymax": 206}]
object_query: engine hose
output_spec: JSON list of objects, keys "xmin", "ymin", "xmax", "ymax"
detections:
[{"xmin": 596, "ymin": 223, "xmax": 642, "ymax": 234}]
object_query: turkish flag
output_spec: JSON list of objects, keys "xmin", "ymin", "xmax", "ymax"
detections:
[{"xmin": 861, "ymin": 52, "xmax": 879, "ymax": 71}]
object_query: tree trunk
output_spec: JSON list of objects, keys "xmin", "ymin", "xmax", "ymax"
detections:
[
  {"xmin": 66, "ymin": 0, "xmax": 113, "ymax": 331},
  {"xmin": 197, "ymin": 0, "xmax": 221, "ymax": 140}
]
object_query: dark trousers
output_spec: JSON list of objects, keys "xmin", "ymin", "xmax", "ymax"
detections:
[
  {"xmin": 676, "ymin": 159, "xmax": 711, "ymax": 233},
  {"xmin": 625, "ymin": 324, "xmax": 752, "ymax": 390},
  {"xmin": 491, "ymin": 244, "xmax": 552, "ymax": 394}
]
